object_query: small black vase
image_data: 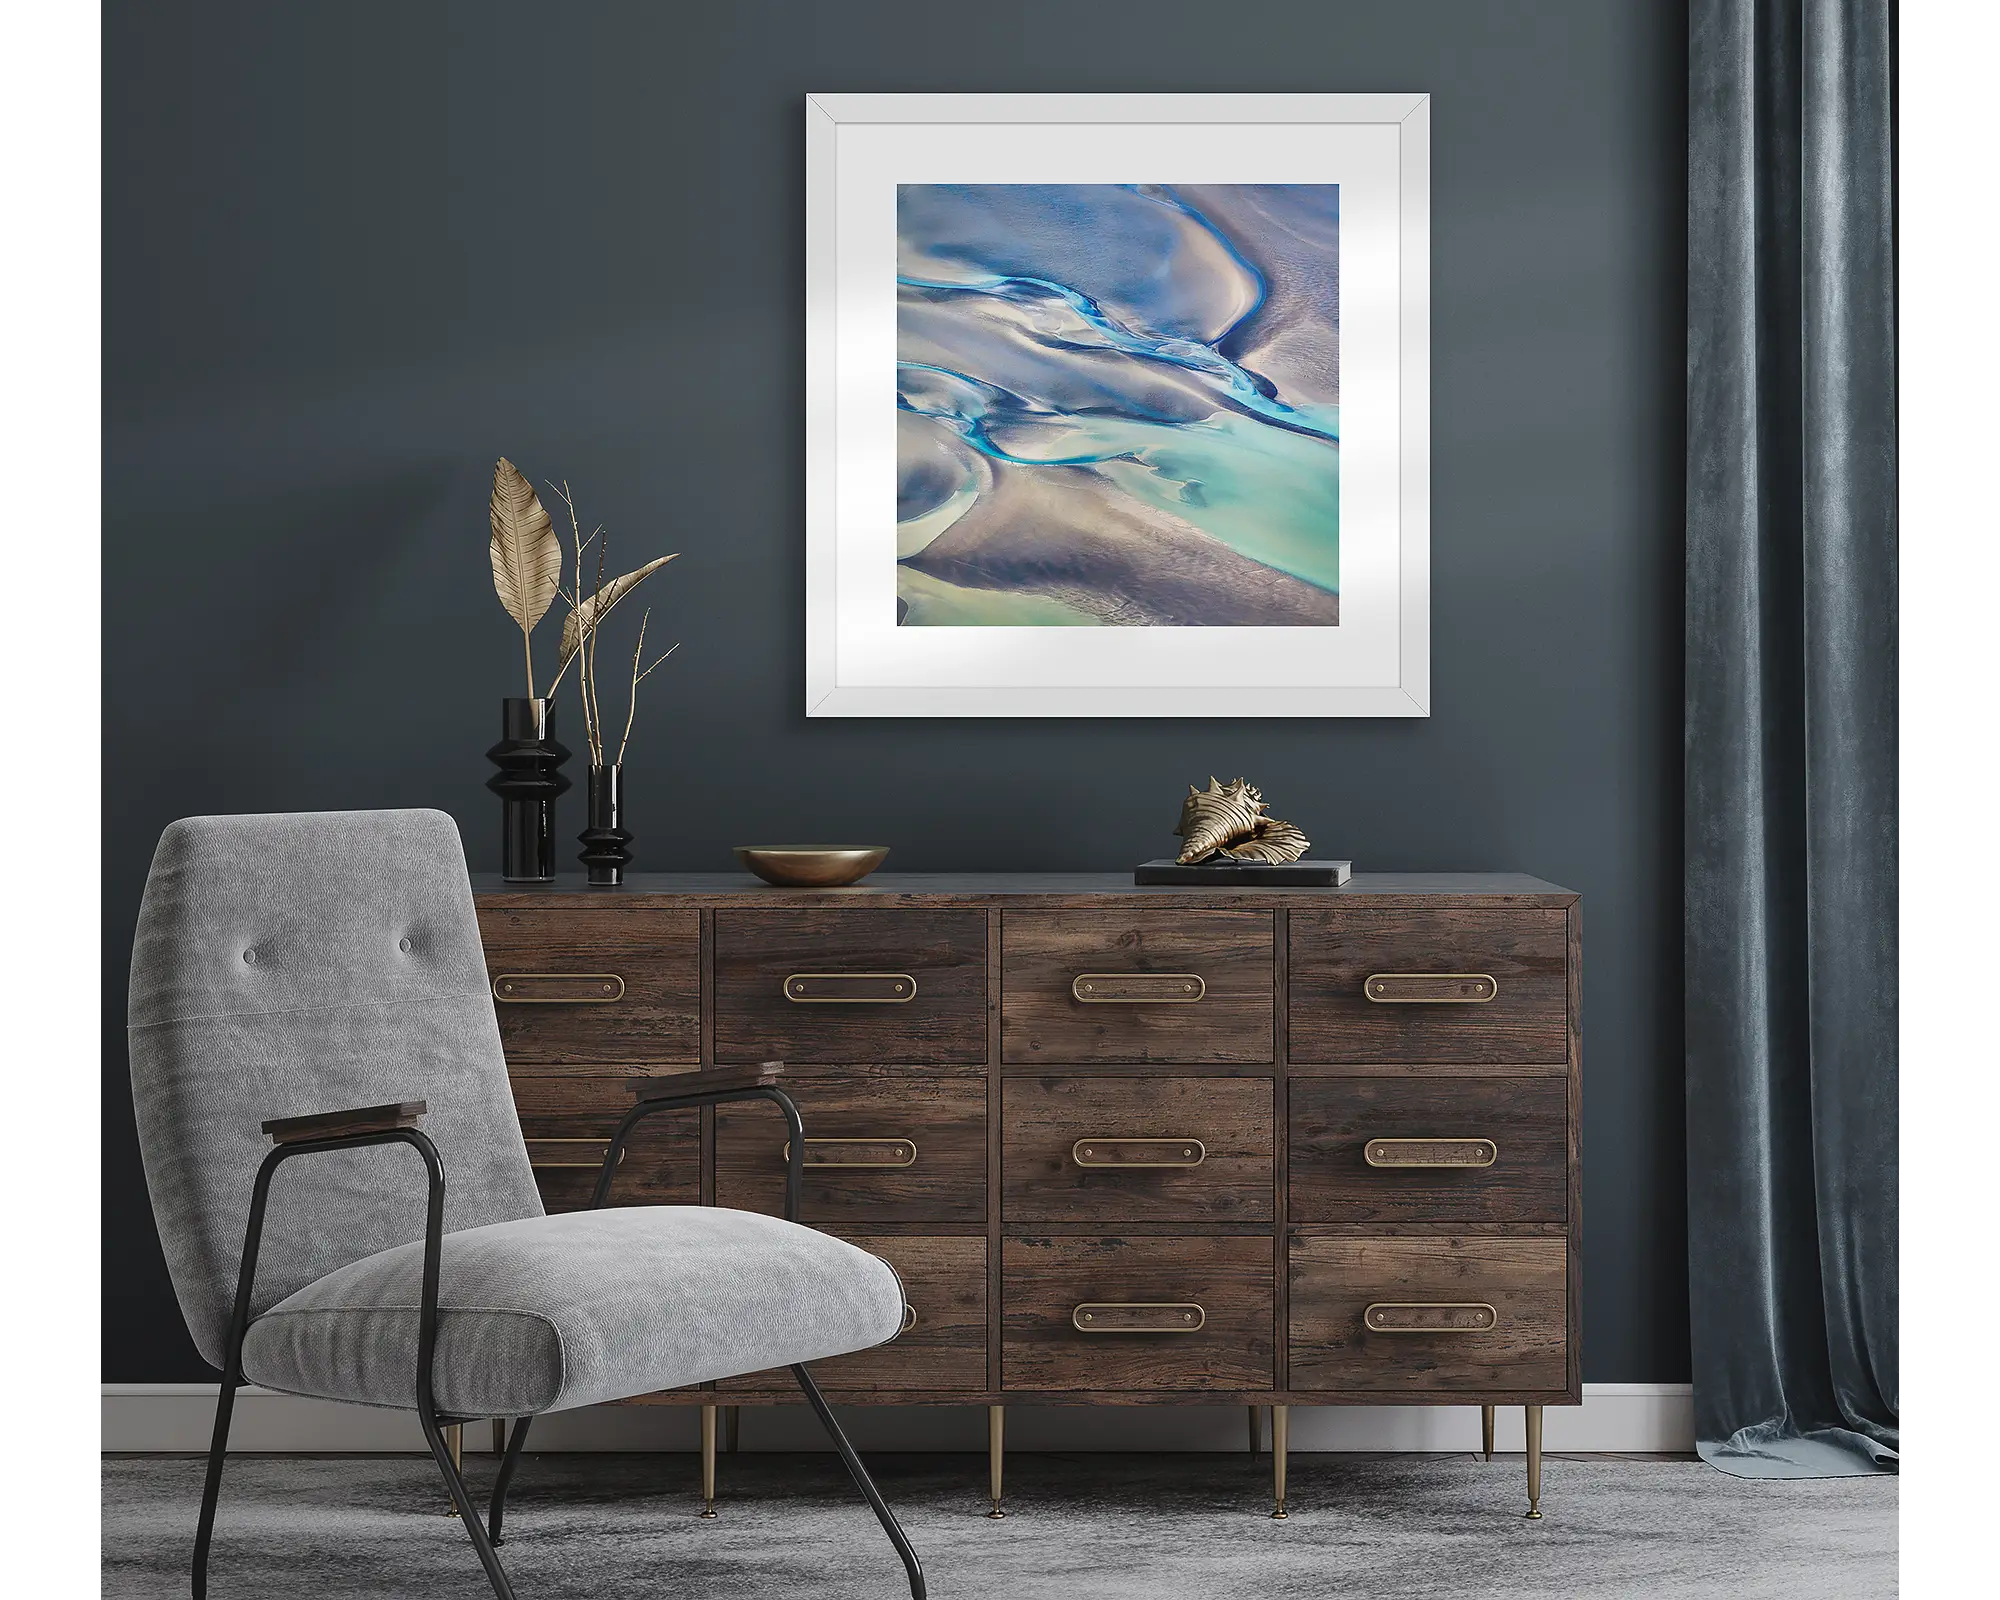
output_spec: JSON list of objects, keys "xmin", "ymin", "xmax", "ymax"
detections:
[
  {"xmin": 578, "ymin": 763, "xmax": 634, "ymax": 887},
  {"xmin": 485, "ymin": 697, "xmax": 571, "ymax": 882}
]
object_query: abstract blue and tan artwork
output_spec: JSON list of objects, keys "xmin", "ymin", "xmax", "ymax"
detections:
[{"xmin": 896, "ymin": 184, "xmax": 1340, "ymax": 627}]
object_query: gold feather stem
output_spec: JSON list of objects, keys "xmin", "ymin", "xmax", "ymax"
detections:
[
  {"xmin": 488, "ymin": 458, "xmax": 562, "ymax": 696},
  {"xmin": 548, "ymin": 555, "xmax": 679, "ymax": 693}
]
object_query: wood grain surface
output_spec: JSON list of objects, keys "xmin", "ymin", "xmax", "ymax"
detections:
[
  {"xmin": 721, "ymin": 1236, "xmax": 987, "ymax": 1393},
  {"xmin": 475, "ymin": 871, "xmax": 1580, "ymax": 907},
  {"xmin": 1002, "ymin": 1076, "xmax": 1274, "ymax": 1223},
  {"xmin": 478, "ymin": 906, "xmax": 701, "ymax": 1065},
  {"xmin": 509, "ymin": 1074, "xmax": 700, "ymax": 1211},
  {"xmin": 714, "ymin": 1073, "xmax": 987, "ymax": 1222},
  {"xmin": 1288, "ymin": 1235, "xmax": 1566, "ymax": 1392},
  {"xmin": 1289, "ymin": 1077, "xmax": 1568, "ymax": 1222},
  {"xmin": 262, "ymin": 1101, "xmax": 426, "ymax": 1144},
  {"xmin": 1001, "ymin": 910, "xmax": 1275, "ymax": 1064},
  {"xmin": 476, "ymin": 876, "xmax": 1581, "ymax": 1411},
  {"xmin": 1002, "ymin": 1235, "xmax": 1274, "ymax": 1390},
  {"xmin": 1289, "ymin": 908, "xmax": 1568, "ymax": 1064},
  {"xmin": 1566, "ymin": 902, "xmax": 1584, "ymax": 1397},
  {"xmin": 626, "ymin": 1061, "xmax": 783, "ymax": 1100},
  {"xmin": 713, "ymin": 909, "xmax": 987, "ymax": 1064}
]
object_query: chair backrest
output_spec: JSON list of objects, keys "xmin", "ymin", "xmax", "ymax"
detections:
[{"xmin": 128, "ymin": 809, "xmax": 543, "ymax": 1368}]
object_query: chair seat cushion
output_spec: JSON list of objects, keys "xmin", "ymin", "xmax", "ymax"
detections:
[{"xmin": 238, "ymin": 1207, "xmax": 905, "ymax": 1418}]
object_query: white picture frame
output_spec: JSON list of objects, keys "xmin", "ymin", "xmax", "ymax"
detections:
[{"xmin": 806, "ymin": 93, "xmax": 1430, "ymax": 718}]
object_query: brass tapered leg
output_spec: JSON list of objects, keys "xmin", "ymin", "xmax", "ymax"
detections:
[
  {"xmin": 441, "ymin": 1423, "xmax": 464, "ymax": 1516},
  {"xmin": 987, "ymin": 1405, "xmax": 1006, "ymax": 1518},
  {"xmin": 1524, "ymin": 1405, "xmax": 1543, "ymax": 1519},
  {"xmin": 724, "ymin": 1404, "xmax": 740, "ymax": 1454},
  {"xmin": 1481, "ymin": 1404, "xmax": 1495, "ymax": 1461},
  {"xmin": 1271, "ymin": 1405, "xmax": 1289, "ymax": 1520},
  {"xmin": 700, "ymin": 1404, "xmax": 718, "ymax": 1518},
  {"xmin": 1248, "ymin": 1405, "xmax": 1262, "ymax": 1456}
]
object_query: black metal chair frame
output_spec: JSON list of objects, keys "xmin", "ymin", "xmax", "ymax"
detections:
[{"xmin": 194, "ymin": 1081, "xmax": 925, "ymax": 1599}]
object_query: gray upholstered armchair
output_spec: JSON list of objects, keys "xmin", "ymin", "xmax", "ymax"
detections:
[{"xmin": 127, "ymin": 809, "xmax": 924, "ymax": 1599}]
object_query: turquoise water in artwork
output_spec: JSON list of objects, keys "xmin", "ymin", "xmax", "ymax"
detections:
[{"xmin": 896, "ymin": 184, "xmax": 1340, "ymax": 627}]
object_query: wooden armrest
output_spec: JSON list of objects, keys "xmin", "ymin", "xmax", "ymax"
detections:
[
  {"xmin": 626, "ymin": 1062, "xmax": 784, "ymax": 1101},
  {"xmin": 263, "ymin": 1100, "xmax": 429, "ymax": 1144}
]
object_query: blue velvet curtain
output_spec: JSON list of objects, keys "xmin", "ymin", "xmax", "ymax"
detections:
[{"xmin": 1685, "ymin": 0, "xmax": 1897, "ymax": 1477}]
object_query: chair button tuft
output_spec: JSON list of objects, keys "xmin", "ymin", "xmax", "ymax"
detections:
[
  {"xmin": 399, "ymin": 937, "xmax": 413, "ymax": 953},
  {"xmin": 242, "ymin": 948, "xmax": 258, "ymax": 965}
]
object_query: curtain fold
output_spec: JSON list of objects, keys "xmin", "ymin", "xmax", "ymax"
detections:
[{"xmin": 1685, "ymin": 0, "xmax": 1897, "ymax": 1478}]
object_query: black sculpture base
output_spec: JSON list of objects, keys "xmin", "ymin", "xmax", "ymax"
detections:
[
  {"xmin": 486, "ymin": 697, "xmax": 571, "ymax": 882},
  {"xmin": 578, "ymin": 764, "xmax": 634, "ymax": 887},
  {"xmin": 1133, "ymin": 858, "xmax": 1351, "ymax": 886}
]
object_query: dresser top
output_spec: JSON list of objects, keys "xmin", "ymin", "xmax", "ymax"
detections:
[{"xmin": 471, "ymin": 871, "xmax": 1578, "ymax": 908}]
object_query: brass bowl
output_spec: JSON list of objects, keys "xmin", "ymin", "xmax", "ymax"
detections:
[{"xmin": 734, "ymin": 846, "xmax": 890, "ymax": 888}]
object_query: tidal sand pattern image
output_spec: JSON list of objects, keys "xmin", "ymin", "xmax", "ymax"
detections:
[{"xmin": 897, "ymin": 184, "xmax": 1340, "ymax": 627}]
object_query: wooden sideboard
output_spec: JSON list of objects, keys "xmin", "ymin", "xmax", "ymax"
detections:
[{"xmin": 472, "ymin": 872, "xmax": 1581, "ymax": 1520}]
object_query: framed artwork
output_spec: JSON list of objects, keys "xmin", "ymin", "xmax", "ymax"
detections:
[{"xmin": 805, "ymin": 93, "xmax": 1430, "ymax": 717}]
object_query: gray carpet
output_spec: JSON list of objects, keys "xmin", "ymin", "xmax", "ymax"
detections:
[{"xmin": 102, "ymin": 1451, "xmax": 1896, "ymax": 1598}]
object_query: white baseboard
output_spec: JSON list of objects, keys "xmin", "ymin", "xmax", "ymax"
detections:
[{"xmin": 103, "ymin": 1383, "xmax": 1692, "ymax": 1455}]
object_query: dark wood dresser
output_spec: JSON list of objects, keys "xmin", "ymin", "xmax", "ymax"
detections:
[{"xmin": 472, "ymin": 872, "xmax": 1581, "ymax": 1519}]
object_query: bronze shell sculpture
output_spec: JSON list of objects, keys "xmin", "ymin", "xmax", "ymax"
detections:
[{"xmin": 1173, "ymin": 777, "xmax": 1312, "ymax": 865}]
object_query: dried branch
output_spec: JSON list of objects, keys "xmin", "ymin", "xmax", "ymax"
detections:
[
  {"xmin": 547, "ymin": 479, "xmax": 606, "ymax": 763},
  {"xmin": 635, "ymin": 641, "xmax": 680, "ymax": 686},
  {"xmin": 588, "ymin": 507, "xmax": 607, "ymax": 764},
  {"xmin": 616, "ymin": 620, "xmax": 680, "ymax": 767},
  {"xmin": 537, "ymin": 474, "xmax": 681, "ymax": 768},
  {"xmin": 616, "ymin": 610, "xmax": 649, "ymax": 766},
  {"xmin": 549, "ymin": 554, "xmax": 678, "ymax": 692}
]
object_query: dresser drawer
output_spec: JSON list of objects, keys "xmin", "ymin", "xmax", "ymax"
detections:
[
  {"xmin": 713, "ymin": 909, "xmax": 987, "ymax": 1065},
  {"xmin": 1002, "ymin": 1077, "xmax": 1273, "ymax": 1223},
  {"xmin": 714, "ymin": 1074, "xmax": 986, "ymax": 1223},
  {"xmin": 1001, "ymin": 910, "xmax": 1274, "ymax": 1065},
  {"xmin": 1002, "ymin": 1236, "xmax": 1272, "ymax": 1391},
  {"xmin": 722, "ymin": 1235, "xmax": 987, "ymax": 1393},
  {"xmin": 1288, "ymin": 908, "xmax": 1568, "ymax": 1065},
  {"xmin": 1289, "ymin": 1078, "xmax": 1567, "ymax": 1223},
  {"xmin": 510, "ymin": 1075, "xmax": 701, "ymax": 1213},
  {"xmin": 478, "ymin": 906, "xmax": 702, "ymax": 1066},
  {"xmin": 1289, "ymin": 1236, "xmax": 1567, "ymax": 1393}
]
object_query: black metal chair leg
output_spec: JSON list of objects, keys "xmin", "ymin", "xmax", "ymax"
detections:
[
  {"xmin": 791, "ymin": 1364, "xmax": 926, "ymax": 1600},
  {"xmin": 487, "ymin": 1416, "xmax": 534, "ymax": 1546},
  {"xmin": 420, "ymin": 1403, "xmax": 517, "ymax": 1600},
  {"xmin": 191, "ymin": 1369, "xmax": 241, "ymax": 1599}
]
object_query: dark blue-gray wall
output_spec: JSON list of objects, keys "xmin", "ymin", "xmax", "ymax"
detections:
[{"xmin": 104, "ymin": 0, "xmax": 1688, "ymax": 1382}]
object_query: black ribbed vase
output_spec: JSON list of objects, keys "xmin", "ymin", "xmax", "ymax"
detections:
[
  {"xmin": 485, "ymin": 697, "xmax": 571, "ymax": 882},
  {"xmin": 578, "ymin": 764, "xmax": 633, "ymax": 887}
]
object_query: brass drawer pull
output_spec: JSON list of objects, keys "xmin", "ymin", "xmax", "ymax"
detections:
[
  {"xmin": 1072, "ymin": 1302, "xmax": 1206, "ymax": 1334},
  {"xmin": 1363, "ymin": 1302, "xmax": 1499, "ymax": 1333},
  {"xmin": 493, "ymin": 973, "xmax": 626, "ymax": 1003},
  {"xmin": 784, "ymin": 973, "xmax": 918, "ymax": 1003},
  {"xmin": 1364, "ymin": 973, "xmax": 1497, "ymax": 1003},
  {"xmin": 780, "ymin": 1137, "xmax": 919, "ymax": 1168},
  {"xmin": 1364, "ymin": 1138, "xmax": 1497, "ymax": 1168},
  {"xmin": 902, "ymin": 1303, "xmax": 918, "ymax": 1334},
  {"xmin": 526, "ymin": 1138, "xmax": 628, "ymax": 1171},
  {"xmin": 1071, "ymin": 1138, "xmax": 1207, "ymax": 1169},
  {"xmin": 1072, "ymin": 973, "xmax": 1206, "ymax": 1003}
]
